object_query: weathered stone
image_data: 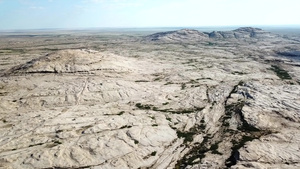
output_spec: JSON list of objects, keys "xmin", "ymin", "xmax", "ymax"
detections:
[{"xmin": 0, "ymin": 27, "xmax": 300, "ymax": 168}]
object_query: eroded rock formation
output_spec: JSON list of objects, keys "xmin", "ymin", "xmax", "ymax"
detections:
[{"xmin": 0, "ymin": 27, "xmax": 300, "ymax": 168}]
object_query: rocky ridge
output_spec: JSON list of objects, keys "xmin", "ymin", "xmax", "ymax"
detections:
[
  {"xmin": 145, "ymin": 27, "xmax": 279, "ymax": 42},
  {"xmin": 144, "ymin": 29, "xmax": 209, "ymax": 42}
]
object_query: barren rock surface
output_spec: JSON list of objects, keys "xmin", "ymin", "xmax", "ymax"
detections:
[{"xmin": 0, "ymin": 27, "xmax": 300, "ymax": 168}]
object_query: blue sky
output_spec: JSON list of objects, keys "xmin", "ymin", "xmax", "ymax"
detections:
[{"xmin": 0, "ymin": 0, "xmax": 299, "ymax": 30}]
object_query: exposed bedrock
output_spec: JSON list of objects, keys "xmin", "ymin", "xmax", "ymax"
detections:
[{"xmin": 1, "ymin": 27, "xmax": 300, "ymax": 168}]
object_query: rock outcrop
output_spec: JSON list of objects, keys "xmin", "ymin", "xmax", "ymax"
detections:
[
  {"xmin": 210, "ymin": 27, "xmax": 278, "ymax": 39},
  {"xmin": 4, "ymin": 49, "xmax": 135, "ymax": 75},
  {"xmin": 144, "ymin": 27, "xmax": 279, "ymax": 42},
  {"xmin": 144, "ymin": 29, "xmax": 209, "ymax": 42}
]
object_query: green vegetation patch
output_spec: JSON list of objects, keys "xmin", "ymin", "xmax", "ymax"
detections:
[
  {"xmin": 151, "ymin": 151, "xmax": 157, "ymax": 156},
  {"xmin": 232, "ymin": 71, "xmax": 246, "ymax": 75},
  {"xmin": 120, "ymin": 125, "xmax": 132, "ymax": 129},
  {"xmin": 269, "ymin": 65, "xmax": 292, "ymax": 80},
  {"xmin": 55, "ymin": 129, "xmax": 63, "ymax": 133},
  {"xmin": 53, "ymin": 140, "xmax": 62, "ymax": 145},
  {"xmin": 199, "ymin": 117, "xmax": 206, "ymax": 130},
  {"xmin": 177, "ymin": 130, "xmax": 196, "ymax": 143},
  {"xmin": 164, "ymin": 82, "xmax": 174, "ymax": 85},
  {"xmin": 168, "ymin": 107, "xmax": 204, "ymax": 114},
  {"xmin": 117, "ymin": 111, "xmax": 125, "ymax": 115},
  {"xmin": 135, "ymin": 102, "xmax": 204, "ymax": 114},
  {"xmin": 135, "ymin": 103, "xmax": 152, "ymax": 110},
  {"xmin": 135, "ymin": 80, "xmax": 150, "ymax": 82},
  {"xmin": 210, "ymin": 142, "xmax": 222, "ymax": 155},
  {"xmin": 28, "ymin": 143, "xmax": 44, "ymax": 147},
  {"xmin": 224, "ymin": 100, "xmax": 259, "ymax": 131},
  {"xmin": 175, "ymin": 135, "xmax": 211, "ymax": 168}
]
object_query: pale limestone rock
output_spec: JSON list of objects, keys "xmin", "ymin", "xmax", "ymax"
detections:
[{"xmin": 0, "ymin": 27, "xmax": 300, "ymax": 169}]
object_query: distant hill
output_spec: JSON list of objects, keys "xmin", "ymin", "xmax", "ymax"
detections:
[
  {"xmin": 144, "ymin": 29, "xmax": 209, "ymax": 42},
  {"xmin": 144, "ymin": 27, "xmax": 279, "ymax": 42}
]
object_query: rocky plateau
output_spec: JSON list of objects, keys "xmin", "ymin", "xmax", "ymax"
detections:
[{"xmin": 0, "ymin": 27, "xmax": 300, "ymax": 169}]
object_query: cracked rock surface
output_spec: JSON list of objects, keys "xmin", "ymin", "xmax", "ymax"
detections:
[{"xmin": 0, "ymin": 27, "xmax": 300, "ymax": 168}]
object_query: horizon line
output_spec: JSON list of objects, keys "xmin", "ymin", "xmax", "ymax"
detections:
[{"xmin": 1, "ymin": 24, "xmax": 300, "ymax": 33}]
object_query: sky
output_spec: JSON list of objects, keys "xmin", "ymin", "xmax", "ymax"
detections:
[{"xmin": 0, "ymin": 0, "xmax": 300, "ymax": 30}]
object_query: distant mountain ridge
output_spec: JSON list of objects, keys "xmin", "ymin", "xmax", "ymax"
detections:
[
  {"xmin": 144, "ymin": 27, "xmax": 279, "ymax": 42},
  {"xmin": 145, "ymin": 29, "xmax": 209, "ymax": 42}
]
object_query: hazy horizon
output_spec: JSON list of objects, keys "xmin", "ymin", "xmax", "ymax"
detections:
[
  {"xmin": 1, "ymin": 25, "xmax": 300, "ymax": 34},
  {"xmin": 1, "ymin": 0, "xmax": 300, "ymax": 30}
]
